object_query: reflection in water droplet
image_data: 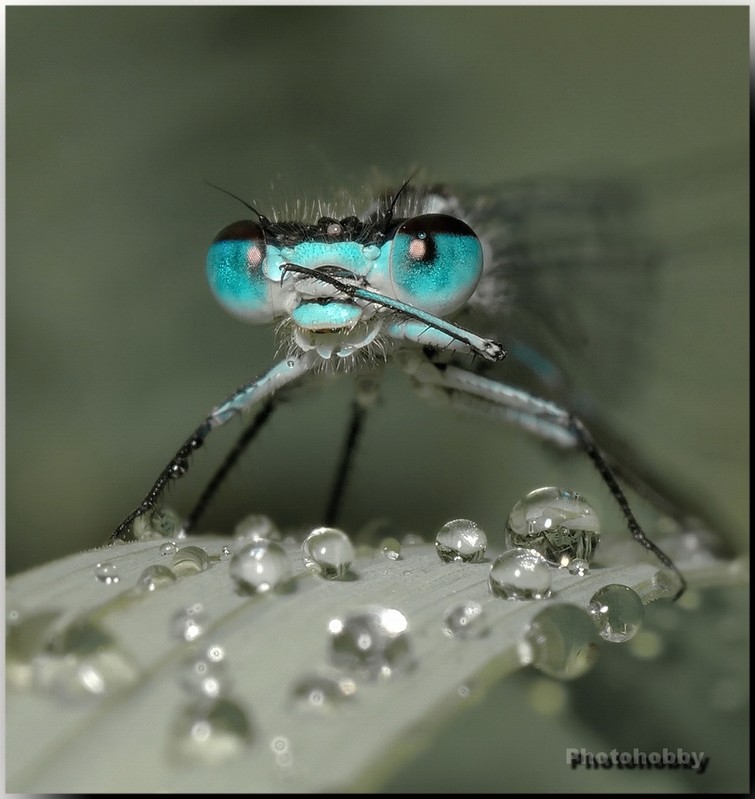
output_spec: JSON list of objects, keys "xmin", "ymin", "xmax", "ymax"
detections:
[
  {"xmin": 328, "ymin": 608, "xmax": 413, "ymax": 680},
  {"xmin": 171, "ymin": 546, "xmax": 211, "ymax": 576},
  {"xmin": 442, "ymin": 601, "xmax": 488, "ymax": 639},
  {"xmin": 169, "ymin": 698, "xmax": 253, "ymax": 764},
  {"xmin": 521, "ymin": 604, "xmax": 600, "ymax": 680},
  {"xmin": 568, "ymin": 558, "xmax": 590, "ymax": 576},
  {"xmin": 159, "ymin": 541, "xmax": 178, "ymax": 556},
  {"xmin": 380, "ymin": 537, "xmax": 402, "ymax": 560},
  {"xmin": 290, "ymin": 672, "xmax": 357, "ymax": 713},
  {"xmin": 589, "ymin": 584, "xmax": 644, "ymax": 642},
  {"xmin": 170, "ymin": 603, "xmax": 208, "ymax": 641},
  {"xmin": 489, "ymin": 549, "xmax": 552, "ymax": 600},
  {"xmin": 302, "ymin": 527, "xmax": 355, "ymax": 579},
  {"xmin": 94, "ymin": 561, "xmax": 120, "ymax": 585},
  {"xmin": 233, "ymin": 514, "xmax": 281, "ymax": 546},
  {"xmin": 507, "ymin": 487, "xmax": 600, "ymax": 567},
  {"xmin": 230, "ymin": 541, "xmax": 292, "ymax": 594},
  {"xmin": 133, "ymin": 506, "xmax": 182, "ymax": 541},
  {"xmin": 180, "ymin": 644, "xmax": 230, "ymax": 699},
  {"xmin": 135, "ymin": 564, "xmax": 177, "ymax": 593},
  {"xmin": 435, "ymin": 519, "xmax": 487, "ymax": 563}
]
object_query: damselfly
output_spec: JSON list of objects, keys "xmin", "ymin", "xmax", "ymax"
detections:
[{"xmin": 109, "ymin": 167, "xmax": 732, "ymax": 598}]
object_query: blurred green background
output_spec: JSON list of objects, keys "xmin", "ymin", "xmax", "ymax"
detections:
[{"xmin": 5, "ymin": 7, "xmax": 749, "ymax": 791}]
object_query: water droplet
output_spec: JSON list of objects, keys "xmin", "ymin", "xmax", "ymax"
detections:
[
  {"xmin": 135, "ymin": 564, "xmax": 177, "ymax": 593},
  {"xmin": 133, "ymin": 506, "xmax": 182, "ymax": 541},
  {"xmin": 435, "ymin": 519, "xmax": 487, "ymax": 563},
  {"xmin": 302, "ymin": 527, "xmax": 355, "ymax": 578},
  {"xmin": 506, "ymin": 487, "xmax": 600, "ymax": 566},
  {"xmin": 94, "ymin": 561, "xmax": 120, "ymax": 585},
  {"xmin": 489, "ymin": 549, "xmax": 552, "ymax": 600},
  {"xmin": 37, "ymin": 618, "xmax": 140, "ymax": 699},
  {"xmin": 362, "ymin": 243, "xmax": 380, "ymax": 260},
  {"xmin": 328, "ymin": 608, "xmax": 414, "ymax": 680},
  {"xmin": 521, "ymin": 604, "xmax": 600, "ymax": 680},
  {"xmin": 270, "ymin": 735, "xmax": 292, "ymax": 766},
  {"xmin": 233, "ymin": 513, "xmax": 281, "ymax": 546},
  {"xmin": 171, "ymin": 545, "xmax": 210, "ymax": 576},
  {"xmin": 169, "ymin": 698, "xmax": 253, "ymax": 764},
  {"xmin": 229, "ymin": 540, "xmax": 292, "ymax": 594},
  {"xmin": 380, "ymin": 537, "xmax": 402, "ymax": 560},
  {"xmin": 170, "ymin": 603, "xmax": 208, "ymax": 641},
  {"xmin": 159, "ymin": 541, "xmax": 178, "ymax": 556},
  {"xmin": 567, "ymin": 558, "xmax": 590, "ymax": 576},
  {"xmin": 180, "ymin": 644, "xmax": 230, "ymax": 699},
  {"xmin": 289, "ymin": 671, "xmax": 357, "ymax": 713},
  {"xmin": 442, "ymin": 600, "xmax": 488, "ymax": 638},
  {"xmin": 589, "ymin": 584, "xmax": 644, "ymax": 642},
  {"xmin": 220, "ymin": 545, "xmax": 232, "ymax": 559},
  {"xmin": 6, "ymin": 609, "xmax": 63, "ymax": 690}
]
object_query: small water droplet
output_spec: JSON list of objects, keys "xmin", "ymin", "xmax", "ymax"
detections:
[
  {"xmin": 302, "ymin": 527, "xmax": 355, "ymax": 579},
  {"xmin": 361, "ymin": 243, "xmax": 380, "ymax": 260},
  {"xmin": 159, "ymin": 541, "xmax": 178, "ymax": 556},
  {"xmin": 289, "ymin": 672, "xmax": 357, "ymax": 713},
  {"xmin": 171, "ymin": 545, "xmax": 210, "ymax": 576},
  {"xmin": 94, "ymin": 561, "xmax": 120, "ymax": 585},
  {"xmin": 489, "ymin": 549, "xmax": 552, "ymax": 600},
  {"xmin": 170, "ymin": 603, "xmax": 208, "ymax": 641},
  {"xmin": 442, "ymin": 600, "xmax": 488, "ymax": 639},
  {"xmin": 220, "ymin": 545, "xmax": 232, "ymax": 559},
  {"xmin": 169, "ymin": 698, "xmax": 253, "ymax": 764},
  {"xmin": 6, "ymin": 609, "xmax": 63, "ymax": 690},
  {"xmin": 380, "ymin": 537, "xmax": 402, "ymax": 560},
  {"xmin": 435, "ymin": 519, "xmax": 487, "ymax": 563},
  {"xmin": 233, "ymin": 513, "xmax": 281, "ymax": 546},
  {"xmin": 271, "ymin": 735, "xmax": 293, "ymax": 770},
  {"xmin": 229, "ymin": 540, "xmax": 292, "ymax": 594},
  {"xmin": 589, "ymin": 584, "xmax": 644, "ymax": 642},
  {"xmin": 567, "ymin": 558, "xmax": 590, "ymax": 576},
  {"xmin": 507, "ymin": 487, "xmax": 600, "ymax": 566},
  {"xmin": 521, "ymin": 604, "xmax": 600, "ymax": 680},
  {"xmin": 134, "ymin": 564, "xmax": 177, "ymax": 593},
  {"xmin": 133, "ymin": 506, "xmax": 182, "ymax": 541},
  {"xmin": 328, "ymin": 608, "xmax": 414, "ymax": 680},
  {"xmin": 180, "ymin": 644, "xmax": 230, "ymax": 699}
]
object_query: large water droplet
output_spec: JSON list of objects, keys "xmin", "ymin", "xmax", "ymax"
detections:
[
  {"xmin": 169, "ymin": 698, "xmax": 253, "ymax": 764},
  {"xmin": 521, "ymin": 604, "xmax": 600, "ymax": 680},
  {"xmin": 328, "ymin": 608, "xmax": 414, "ymax": 680},
  {"xmin": 507, "ymin": 487, "xmax": 600, "ymax": 567},
  {"xmin": 589, "ymin": 584, "xmax": 644, "ymax": 642},
  {"xmin": 289, "ymin": 671, "xmax": 357, "ymax": 713},
  {"xmin": 171, "ymin": 546, "xmax": 210, "ymax": 576},
  {"xmin": 6, "ymin": 609, "xmax": 62, "ymax": 690},
  {"xmin": 302, "ymin": 527, "xmax": 355, "ymax": 579},
  {"xmin": 489, "ymin": 549, "xmax": 552, "ymax": 600},
  {"xmin": 133, "ymin": 506, "xmax": 182, "ymax": 541},
  {"xmin": 435, "ymin": 519, "xmax": 487, "ymax": 563},
  {"xmin": 233, "ymin": 513, "xmax": 281, "ymax": 546},
  {"xmin": 94, "ymin": 561, "xmax": 120, "ymax": 585},
  {"xmin": 229, "ymin": 540, "xmax": 292, "ymax": 594},
  {"xmin": 135, "ymin": 564, "xmax": 177, "ymax": 593},
  {"xmin": 36, "ymin": 618, "xmax": 140, "ymax": 699},
  {"xmin": 442, "ymin": 600, "xmax": 488, "ymax": 639},
  {"xmin": 170, "ymin": 603, "xmax": 208, "ymax": 641}
]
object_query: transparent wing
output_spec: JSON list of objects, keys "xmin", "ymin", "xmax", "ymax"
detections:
[{"xmin": 447, "ymin": 146, "xmax": 747, "ymax": 552}]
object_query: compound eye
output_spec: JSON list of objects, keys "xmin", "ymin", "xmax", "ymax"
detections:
[
  {"xmin": 206, "ymin": 220, "xmax": 276, "ymax": 323},
  {"xmin": 389, "ymin": 214, "xmax": 483, "ymax": 316}
]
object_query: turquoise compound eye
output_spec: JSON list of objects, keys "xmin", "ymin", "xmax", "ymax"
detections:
[
  {"xmin": 389, "ymin": 214, "xmax": 483, "ymax": 316},
  {"xmin": 206, "ymin": 220, "xmax": 276, "ymax": 323}
]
